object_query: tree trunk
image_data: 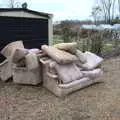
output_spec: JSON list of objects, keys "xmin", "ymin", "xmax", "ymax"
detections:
[
  {"xmin": 118, "ymin": 0, "xmax": 120, "ymax": 17},
  {"xmin": 112, "ymin": 0, "xmax": 116, "ymax": 20}
]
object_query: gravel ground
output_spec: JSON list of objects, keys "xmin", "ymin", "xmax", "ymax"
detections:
[{"xmin": 0, "ymin": 57, "xmax": 120, "ymax": 120}]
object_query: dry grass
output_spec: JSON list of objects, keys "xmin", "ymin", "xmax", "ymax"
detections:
[{"xmin": 0, "ymin": 57, "xmax": 120, "ymax": 120}]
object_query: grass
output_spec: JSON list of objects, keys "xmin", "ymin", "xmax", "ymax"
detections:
[
  {"xmin": 52, "ymin": 39, "xmax": 64, "ymax": 45},
  {"xmin": 102, "ymin": 43, "xmax": 115, "ymax": 52}
]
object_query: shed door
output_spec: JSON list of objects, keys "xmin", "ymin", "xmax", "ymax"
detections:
[{"xmin": 0, "ymin": 17, "xmax": 48, "ymax": 50}]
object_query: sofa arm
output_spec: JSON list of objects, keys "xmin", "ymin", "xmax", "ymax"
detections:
[
  {"xmin": 39, "ymin": 57, "xmax": 51, "ymax": 65},
  {"xmin": 0, "ymin": 59, "xmax": 8, "ymax": 67},
  {"xmin": 46, "ymin": 72, "xmax": 58, "ymax": 79}
]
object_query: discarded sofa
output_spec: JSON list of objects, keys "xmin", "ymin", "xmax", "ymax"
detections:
[
  {"xmin": 12, "ymin": 48, "xmax": 42, "ymax": 85},
  {"xmin": 40, "ymin": 44, "xmax": 103, "ymax": 97},
  {"xmin": 0, "ymin": 41, "xmax": 24, "ymax": 81},
  {"xmin": 0, "ymin": 41, "xmax": 42, "ymax": 84}
]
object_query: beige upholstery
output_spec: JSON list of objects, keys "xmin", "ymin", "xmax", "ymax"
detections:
[
  {"xmin": 54, "ymin": 42, "xmax": 77, "ymax": 54},
  {"xmin": 12, "ymin": 51, "xmax": 41, "ymax": 85},
  {"xmin": 0, "ymin": 41, "xmax": 24, "ymax": 81},
  {"xmin": 25, "ymin": 52, "xmax": 39, "ymax": 70},
  {"xmin": 81, "ymin": 68, "xmax": 103, "ymax": 79},
  {"xmin": 41, "ymin": 45, "xmax": 78, "ymax": 64},
  {"xmin": 1, "ymin": 41, "xmax": 24, "ymax": 60},
  {"xmin": 75, "ymin": 50, "xmax": 87, "ymax": 63},
  {"xmin": 12, "ymin": 48, "xmax": 29, "ymax": 63},
  {"xmin": 0, "ymin": 59, "xmax": 13, "ymax": 81},
  {"xmin": 54, "ymin": 63, "xmax": 83, "ymax": 84},
  {"xmin": 40, "ymin": 56, "xmax": 102, "ymax": 97},
  {"xmin": 16, "ymin": 58, "xmax": 26, "ymax": 67},
  {"xmin": 44, "ymin": 74, "xmax": 92, "ymax": 97},
  {"xmin": 13, "ymin": 66, "xmax": 41, "ymax": 85},
  {"xmin": 82, "ymin": 51, "xmax": 103, "ymax": 70}
]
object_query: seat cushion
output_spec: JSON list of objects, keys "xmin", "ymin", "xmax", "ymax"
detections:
[
  {"xmin": 82, "ymin": 51, "xmax": 103, "ymax": 70},
  {"xmin": 75, "ymin": 50, "xmax": 87, "ymax": 63},
  {"xmin": 12, "ymin": 48, "xmax": 29, "ymax": 63},
  {"xmin": 1, "ymin": 41, "xmax": 24, "ymax": 60},
  {"xmin": 54, "ymin": 63, "xmax": 83, "ymax": 84},
  {"xmin": 81, "ymin": 68, "xmax": 103, "ymax": 79},
  {"xmin": 25, "ymin": 52, "xmax": 39, "ymax": 70},
  {"xmin": 41, "ymin": 45, "xmax": 78, "ymax": 64},
  {"xmin": 54, "ymin": 42, "xmax": 77, "ymax": 54}
]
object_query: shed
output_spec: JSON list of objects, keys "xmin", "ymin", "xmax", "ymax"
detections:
[{"xmin": 0, "ymin": 8, "xmax": 53, "ymax": 50}]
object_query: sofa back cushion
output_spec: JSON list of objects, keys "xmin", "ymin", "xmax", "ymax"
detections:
[
  {"xmin": 54, "ymin": 42, "xmax": 77, "ymax": 54},
  {"xmin": 54, "ymin": 63, "xmax": 83, "ymax": 84},
  {"xmin": 82, "ymin": 51, "xmax": 103, "ymax": 70},
  {"xmin": 41, "ymin": 45, "xmax": 78, "ymax": 64}
]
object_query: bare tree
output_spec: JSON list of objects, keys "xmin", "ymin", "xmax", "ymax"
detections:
[
  {"xmin": 8, "ymin": 0, "xmax": 21, "ymax": 8},
  {"xmin": 91, "ymin": 6, "xmax": 102, "ymax": 24},
  {"xmin": 60, "ymin": 20, "xmax": 73, "ymax": 42},
  {"xmin": 112, "ymin": 0, "xmax": 116, "ymax": 20},
  {"xmin": 118, "ymin": 0, "xmax": 120, "ymax": 17},
  {"xmin": 94, "ymin": 0, "xmax": 118, "ymax": 24},
  {"xmin": 101, "ymin": 0, "xmax": 112, "ymax": 24}
]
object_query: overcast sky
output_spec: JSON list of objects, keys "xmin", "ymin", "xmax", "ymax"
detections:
[{"xmin": 1, "ymin": 0, "xmax": 94, "ymax": 21}]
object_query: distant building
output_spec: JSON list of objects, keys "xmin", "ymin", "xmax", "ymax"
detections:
[
  {"xmin": 112, "ymin": 24, "xmax": 120, "ymax": 30},
  {"xmin": 81, "ymin": 24, "xmax": 97, "ymax": 29},
  {"xmin": 81, "ymin": 24, "xmax": 120, "ymax": 30}
]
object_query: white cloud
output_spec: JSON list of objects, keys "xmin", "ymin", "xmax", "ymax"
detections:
[{"xmin": 51, "ymin": 0, "xmax": 94, "ymax": 21}]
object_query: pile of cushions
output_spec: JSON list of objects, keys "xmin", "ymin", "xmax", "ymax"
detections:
[{"xmin": 41, "ymin": 43, "xmax": 103, "ymax": 85}]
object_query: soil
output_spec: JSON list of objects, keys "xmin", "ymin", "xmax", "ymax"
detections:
[{"xmin": 0, "ymin": 57, "xmax": 120, "ymax": 120}]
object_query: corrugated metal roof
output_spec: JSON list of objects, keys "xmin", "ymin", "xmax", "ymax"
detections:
[
  {"xmin": 81, "ymin": 24, "xmax": 120, "ymax": 30},
  {"xmin": 0, "ymin": 8, "xmax": 53, "ymax": 18},
  {"xmin": 98, "ymin": 24, "xmax": 113, "ymax": 29}
]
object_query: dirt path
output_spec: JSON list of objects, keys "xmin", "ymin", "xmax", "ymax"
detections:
[{"xmin": 0, "ymin": 57, "xmax": 120, "ymax": 120}]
